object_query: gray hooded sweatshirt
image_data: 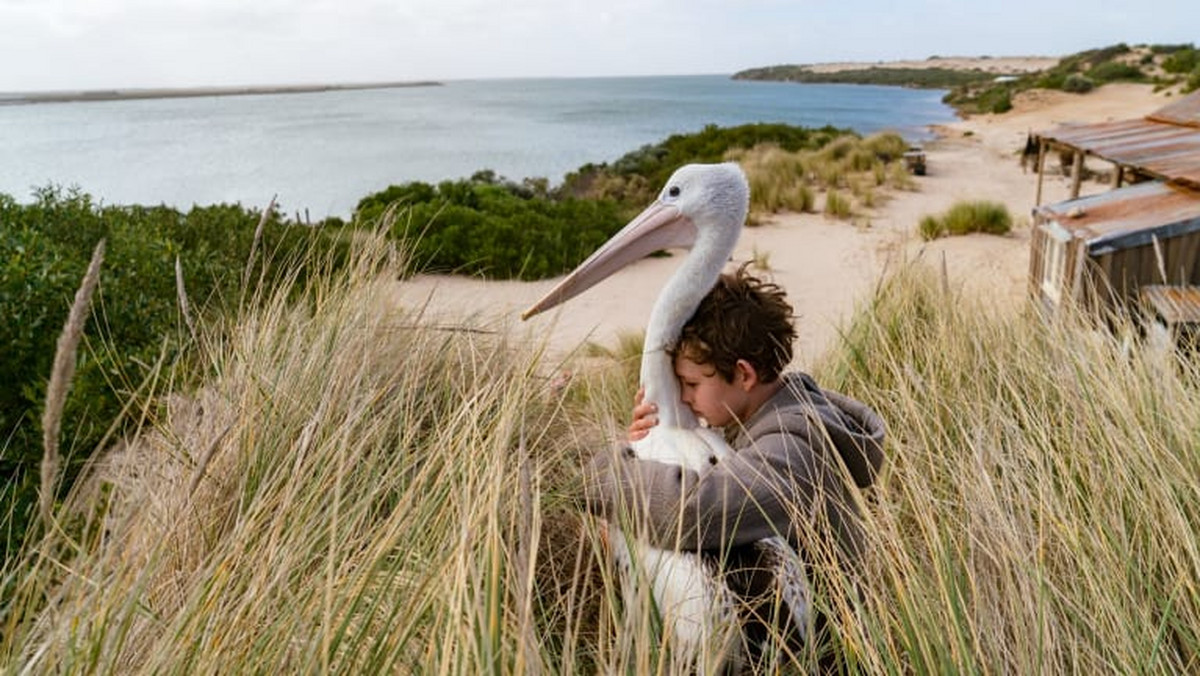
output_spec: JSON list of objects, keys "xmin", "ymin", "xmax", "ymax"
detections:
[{"xmin": 585, "ymin": 371, "xmax": 886, "ymax": 560}]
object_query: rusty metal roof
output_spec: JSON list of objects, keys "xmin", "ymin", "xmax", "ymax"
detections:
[
  {"xmin": 1141, "ymin": 284, "xmax": 1200, "ymax": 325},
  {"xmin": 1037, "ymin": 91, "xmax": 1200, "ymax": 189},
  {"xmin": 1147, "ymin": 91, "xmax": 1200, "ymax": 128},
  {"xmin": 1034, "ymin": 180, "xmax": 1200, "ymax": 254}
]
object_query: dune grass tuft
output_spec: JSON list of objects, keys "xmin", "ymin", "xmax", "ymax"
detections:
[
  {"xmin": 824, "ymin": 190, "xmax": 853, "ymax": 219},
  {"xmin": 920, "ymin": 200, "xmax": 1013, "ymax": 240},
  {"xmin": 729, "ymin": 132, "xmax": 915, "ymax": 223}
]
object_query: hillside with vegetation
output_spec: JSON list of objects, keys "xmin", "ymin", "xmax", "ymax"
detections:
[{"xmin": 735, "ymin": 43, "xmax": 1200, "ymax": 115}]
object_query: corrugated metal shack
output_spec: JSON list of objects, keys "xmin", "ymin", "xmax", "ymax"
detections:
[
  {"xmin": 1029, "ymin": 91, "xmax": 1200, "ymax": 328},
  {"xmin": 1030, "ymin": 181, "xmax": 1200, "ymax": 309}
]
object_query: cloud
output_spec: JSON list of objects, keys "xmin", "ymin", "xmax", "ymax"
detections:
[{"xmin": 0, "ymin": 0, "xmax": 1197, "ymax": 91}]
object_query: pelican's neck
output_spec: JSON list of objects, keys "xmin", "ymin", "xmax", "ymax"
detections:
[{"xmin": 642, "ymin": 234, "xmax": 732, "ymax": 429}]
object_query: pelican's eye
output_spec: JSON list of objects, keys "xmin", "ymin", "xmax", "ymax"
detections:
[{"xmin": 667, "ymin": 185, "xmax": 681, "ymax": 198}]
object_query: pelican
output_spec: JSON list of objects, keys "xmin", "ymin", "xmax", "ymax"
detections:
[{"xmin": 522, "ymin": 163, "xmax": 808, "ymax": 670}]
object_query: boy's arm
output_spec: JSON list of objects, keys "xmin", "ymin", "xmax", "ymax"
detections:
[{"xmin": 584, "ymin": 432, "xmax": 824, "ymax": 552}]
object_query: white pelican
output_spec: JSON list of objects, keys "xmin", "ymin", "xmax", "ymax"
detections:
[{"xmin": 522, "ymin": 162, "xmax": 808, "ymax": 670}]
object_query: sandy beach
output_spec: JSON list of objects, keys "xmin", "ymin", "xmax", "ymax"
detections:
[{"xmin": 391, "ymin": 81, "xmax": 1174, "ymax": 368}]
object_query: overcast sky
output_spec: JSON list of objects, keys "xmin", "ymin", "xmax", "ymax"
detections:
[{"xmin": 1, "ymin": 0, "xmax": 1195, "ymax": 92}]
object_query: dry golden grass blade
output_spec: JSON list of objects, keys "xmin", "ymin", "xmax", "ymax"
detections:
[
  {"xmin": 242, "ymin": 194, "xmax": 277, "ymax": 291},
  {"xmin": 39, "ymin": 238, "xmax": 106, "ymax": 530},
  {"xmin": 175, "ymin": 254, "xmax": 197, "ymax": 343}
]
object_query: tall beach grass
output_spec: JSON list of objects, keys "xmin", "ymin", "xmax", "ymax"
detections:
[
  {"xmin": 3, "ymin": 231, "xmax": 1198, "ymax": 673},
  {"xmin": 728, "ymin": 132, "xmax": 915, "ymax": 224}
]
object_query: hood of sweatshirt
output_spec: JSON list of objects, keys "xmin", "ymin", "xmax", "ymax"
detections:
[{"xmin": 733, "ymin": 371, "xmax": 886, "ymax": 488}]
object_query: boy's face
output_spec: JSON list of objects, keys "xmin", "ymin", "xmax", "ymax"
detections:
[{"xmin": 674, "ymin": 354, "xmax": 749, "ymax": 428}]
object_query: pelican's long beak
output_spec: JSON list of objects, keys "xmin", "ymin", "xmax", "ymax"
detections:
[{"xmin": 521, "ymin": 201, "xmax": 695, "ymax": 320}]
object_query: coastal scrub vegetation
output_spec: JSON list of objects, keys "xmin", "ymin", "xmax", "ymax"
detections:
[
  {"xmin": 734, "ymin": 65, "xmax": 996, "ymax": 90},
  {"xmin": 352, "ymin": 173, "xmax": 627, "ymax": 279},
  {"xmin": 4, "ymin": 234, "xmax": 1198, "ymax": 673},
  {"xmin": 557, "ymin": 122, "xmax": 847, "ymax": 207},
  {"xmin": 919, "ymin": 200, "xmax": 1013, "ymax": 240},
  {"xmin": 945, "ymin": 43, "xmax": 1199, "ymax": 114},
  {"xmin": 349, "ymin": 123, "xmax": 902, "ymax": 272},
  {"xmin": 0, "ymin": 186, "xmax": 348, "ymax": 566}
]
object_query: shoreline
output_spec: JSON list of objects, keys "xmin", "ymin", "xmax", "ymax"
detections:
[
  {"xmin": 2, "ymin": 57, "xmax": 1054, "ymax": 106},
  {"xmin": 0, "ymin": 80, "xmax": 443, "ymax": 106}
]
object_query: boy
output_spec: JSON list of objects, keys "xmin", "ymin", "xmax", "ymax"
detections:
[{"xmin": 583, "ymin": 265, "xmax": 886, "ymax": 661}]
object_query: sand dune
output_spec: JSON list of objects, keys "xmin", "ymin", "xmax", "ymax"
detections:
[{"xmin": 391, "ymin": 83, "xmax": 1174, "ymax": 367}]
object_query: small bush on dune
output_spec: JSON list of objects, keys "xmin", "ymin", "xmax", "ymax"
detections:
[
  {"xmin": 1162, "ymin": 47, "xmax": 1198, "ymax": 74},
  {"xmin": 1062, "ymin": 73, "xmax": 1096, "ymax": 93},
  {"xmin": 920, "ymin": 200, "xmax": 1012, "ymax": 240},
  {"xmin": 918, "ymin": 213, "xmax": 945, "ymax": 240}
]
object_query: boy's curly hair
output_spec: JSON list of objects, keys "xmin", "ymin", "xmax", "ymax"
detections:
[{"xmin": 671, "ymin": 264, "xmax": 796, "ymax": 383}]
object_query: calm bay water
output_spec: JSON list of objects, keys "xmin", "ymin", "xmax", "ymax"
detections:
[{"xmin": 0, "ymin": 75, "xmax": 957, "ymax": 218}]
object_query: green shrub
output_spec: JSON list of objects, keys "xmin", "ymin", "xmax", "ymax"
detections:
[
  {"xmin": 1163, "ymin": 48, "xmax": 1199, "ymax": 74},
  {"xmin": 0, "ymin": 187, "xmax": 341, "ymax": 563},
  {"xmin": 1087, "ymin": 61, "xmax": 1145, "ymax": 83},
  {"xmin": 920, "ymin": 200, "xmax": 1012, "ymax": 240},
  {"xmin": 984, "ymin": 88, "xmax": 1013, "ymax": 113},
  {"xmin": 356, "ymin": 178, "xmax": 625, "ymax": 280},
  {"xmin": 1150, "ymin": 43, "xmax": 1194, "ymax": 55},
  {"xmin": 1062, "ymin": 74, "xmax": 1095, "ymax": 93}
]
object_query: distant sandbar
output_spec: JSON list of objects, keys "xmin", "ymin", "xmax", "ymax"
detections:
[{"xmin": 0, "ymin": 80, "xmax": 442, "ymax": 106}]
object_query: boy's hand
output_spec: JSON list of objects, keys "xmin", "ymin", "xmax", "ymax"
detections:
[{"xmin": 628, "ymin": 387, "xmax": 658, "ymax": 442}]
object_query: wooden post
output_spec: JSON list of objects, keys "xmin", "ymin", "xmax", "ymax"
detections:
[
  {"xmin": 1070, "ymin": 152, "xmax": 1084, "ymax": 199},
  {"xmin": 1111, "ymin": 162, "xmax": 1123, "ymax": 189},
  {"xmin": 1035, "ymin": 140, "xmax": 1048, "ymax": 206}
]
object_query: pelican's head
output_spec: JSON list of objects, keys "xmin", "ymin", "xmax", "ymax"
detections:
[{"xmin": 521, "ymin": 162, "xmax": 748, "ymax": 320}]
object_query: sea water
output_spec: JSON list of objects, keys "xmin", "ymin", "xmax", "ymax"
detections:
[{"xmin": 0, "ymin": 75, "xmax": 957, "ymax": 218}]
